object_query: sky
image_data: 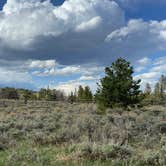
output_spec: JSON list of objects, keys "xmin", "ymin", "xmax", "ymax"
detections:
[{"xmin": 0, "ymin": 0, "xmax": 166, "ymax": 93}]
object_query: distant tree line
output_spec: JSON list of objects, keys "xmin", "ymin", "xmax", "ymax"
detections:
[
  {"xmin": 0, "ymin": 87, "xmax": 65, "ymax": 103},
  {"xmin": 143, "ymin": 75, "xmax": 166, "ymax": 104},
  {"xmin": 38, "ymin": 88, "xmax": 65, "ymax": 101},
  {"xmin": 0, "ymin": 87, "xmax": 19, "ymax": 100},
  {"xmin": 0, "ymin": 86, "xmax": 93, "ymax": 104},
  {"xmin": 68, "ymin": 85, "xmax": 93, "ymax": 103}
]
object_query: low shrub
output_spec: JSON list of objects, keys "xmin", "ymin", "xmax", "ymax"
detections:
[
  {"xmin": 78, "ymin": 143, "xmax": 132, "ymax": 160},
  {"xmin": 0, "ymin": 134, "xmax": 14, "ymax": 151}
]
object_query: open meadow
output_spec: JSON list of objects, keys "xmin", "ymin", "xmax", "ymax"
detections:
[
  {"xmin": 1, "ymin": 0, "xmax": 166, "ymax": 165},
  {"xmin": 0, "ymin": 100, "xmax": 165, "ymax": 166}
]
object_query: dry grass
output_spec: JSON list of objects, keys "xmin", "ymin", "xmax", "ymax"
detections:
[{"xmin": 0, "ymin": 100, "xmax": 165, "ymax": 165}]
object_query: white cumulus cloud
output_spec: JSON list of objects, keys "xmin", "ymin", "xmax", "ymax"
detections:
[
  {"xmin": 29, "ymin": 60, "xmax": 57, "ymax": 69},
  {"xmin": 0, "ymin": 0, "xmax": 124, "ymax": 52},
  {"xmin": 106, "ymin": 19, "xmax": 166, "ymax": 62}
]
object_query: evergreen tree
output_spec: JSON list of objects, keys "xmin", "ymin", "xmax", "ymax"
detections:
[
  {"xmin": 77, "ymin": 85, "xmax": 93, "ymax": 102},
  {"xmin": 77, "ymin": 85, "xmax": 84, "ymax": 101},
  {"xmin": 23, "ymin": 90, "xmax": 35, "ymax": 104},
  {"xmin": 95, "ymin": 58, "xmax": 141, "ymax": 108},
  {"xmin": 0, "ymin": 87, "xmax": 19, "ymax": 100},
  {"xmin": 83, "ymin": 86, "xmax": 93, "ymax": 102}
]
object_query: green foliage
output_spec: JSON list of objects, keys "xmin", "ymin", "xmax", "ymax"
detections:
[
  {"xmin": 0, "ymin": 87, "xmax": 19, "ymax": 100},
  {"xmin": 38, "ymin": 88, "xmax": 47, "ymax": 100},
  {"xmin": 0, "ymin": 102, "xmax": 165, "ymax": 165},
  {"xmin": 79, "ymin": 143, "xmax": 132, "ymax": 160},
  {"xmin": 83, "ymin": 86, "xmax": 93, "ymax": 102},
  {"xmin": 23, "ymin": 89, "xmax": 37, "ymax": 104},
  {"xmin": 95, "ymin": 58, "xmax": 142, "ymax": 109},
  {"xmin": 68, "ymin": 92, "xmax": 76, "ymax": 104},
  {"xmin": 77, "ymin": 85, "xmax": 93, "ymax": 102},
  {"xmin": 38, "ymin": 88, "xmax": 64, "ymax": 101},
  {"xmin": 143, "ymin": 75, "xmax": 166, "ymax": 105},
  {"xmin": 0, "ymin": 134, "xmax": 12, "ymax": 151},
  {"xmin": 77, "ymin": 85, "xmax": 84, "ymax": 101}
]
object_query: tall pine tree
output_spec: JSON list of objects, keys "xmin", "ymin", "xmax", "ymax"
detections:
[{"xmin": 95, "ymin": 58, "xmax": 141, "ymax": 108}]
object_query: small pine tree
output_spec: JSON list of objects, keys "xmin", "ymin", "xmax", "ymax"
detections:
[{"xmin": 95, "ymin": 58, "xmax": 141, "ymax": 109}]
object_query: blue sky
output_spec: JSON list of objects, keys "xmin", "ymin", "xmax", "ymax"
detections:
[{"xmin": 0, "ymin": 0, "xmax": 166, "ymax": 93}]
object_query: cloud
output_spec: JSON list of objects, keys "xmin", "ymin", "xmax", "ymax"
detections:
[
  {"xmin": 0, "ymin": 0, "xmax": 166, "ymax": 91},
  {"xmin": 115, "ymin": 0, "xmax": 166, "ymax": 9},
  {"xmin": 51, "ymin": 80, "xmax": 83, "ymax": 94},
  {"xmin": 79, "ymin": 75, "xmax": 98, "ymax": 81},
  {"xmin": 134, "ymin": 72, "xmax": 159, "ymax": 90},
  {"xmin": 33, "ymin": 66, "xmax": 81, "ymax": 76},
  {"xmin": 31, "ymin": 63, "xmax": 103, "ymax": 78},
  {"xmin": 134, "ymin": 57, "xmax": 151, "ymax": 72},
  {"xmin": 151, "ymin": 56, "xmax": 166, "ymax": 72},
  {"xmin": 154, "ymin": 56, "xmax": 166, "ymax": 66},
  {"xmin": 75, "ymin": 16, "xmax": 102, "ymax": 32},
  {"xmin": 106, "ymin": 19, "xmax": 166, "ymax": 63},
  {"xmin": 137, "ymin": 57, "xmax": 151, "ymax": 66},
  {"xmin": 0, "ymin": 67, "xmax": 32, "ymax": 84},
  {"xmin": 135, "ymin": 72, "xmax": 158, "ymax": 80},
  {"xmin": 51, "ymin": 79, "xmax": 97, "ymax": 94},
  {"xmin": 1, "ymin": 0, "xmax": 166, "ymax": 66},
  {"xmin": 29, "ymin": 60, "xmax": 57, "ymax": 69},
  {"xmin": 0, "ymin": 57, "xmax": 103, "ymax": 91},
  {"xmin": 0, "ymin": 0, "xmax": 125, "ymax": 65},
  {"xmin": 134, "ymin": 56, "xmax": 166, "ymax": 89}
]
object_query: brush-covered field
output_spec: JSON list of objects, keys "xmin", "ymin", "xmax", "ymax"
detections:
[{"xmin": 0, "ymin": 100, "xmax": 166, "ymax": 166}]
